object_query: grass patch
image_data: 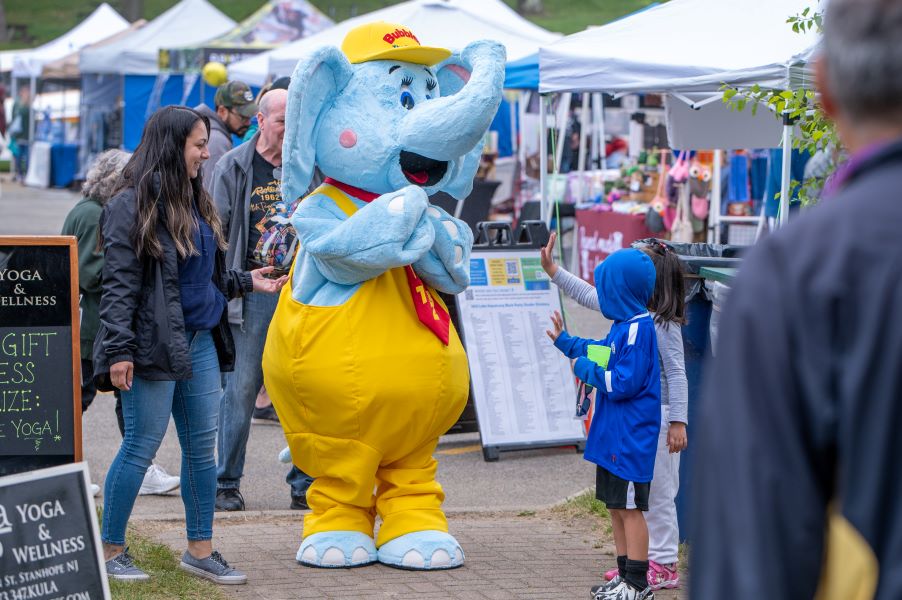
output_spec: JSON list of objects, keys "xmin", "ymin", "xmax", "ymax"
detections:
[
  {"xmin": 562, "ymin": 490, "xmax": 610, "ymax": 519},
  {"xmin": 553, "ymin": 490, "xmax": 612, "ymax": 537},
  {"xmin": 107, "ymin": 529, "xmax": 230, "ymax": 600}
]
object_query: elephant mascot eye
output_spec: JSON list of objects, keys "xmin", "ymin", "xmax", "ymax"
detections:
[{"xmin": 400, "ymin": 90, "xmax": 415, "ymax": 110}]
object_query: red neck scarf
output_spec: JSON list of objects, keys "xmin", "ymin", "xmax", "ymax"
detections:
[
  {"xmin": 323, "ymin": 177, "xmax": 379, "ymax": 202},
  {"xmin": 324, "ymin": 178, "xmax": 451, "ymax": 345}
]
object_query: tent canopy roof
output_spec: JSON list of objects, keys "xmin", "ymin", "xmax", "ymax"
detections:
[
  {"xmin": 230, "ymin": 0, "xmax": 560, "ymax": 86},
  {"xmin": 42, "ymin": 20, "xmax": 147, "ymax": 80},
  {"xmin": 12, "ymin": 3, "xmax": 129, "ymax": 78},
  {"xmin": 206, "ymin": 0, "xmax": 333, "ymax": 49},
  {"xmin": 161, "ymin": 0, "xmax": 334, "ymax": 72},
  {"xmin": 539, "ymin": 0, "xmax": 821, "ymax": 94},
  {"xmin": 80, "ymin": 0, "xmax": 236, "ymax": 75}
]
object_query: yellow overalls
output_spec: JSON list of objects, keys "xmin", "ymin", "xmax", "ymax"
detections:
[{"xmin": 263, "ymin": 184, "xmax": 469, "ymax": 547}]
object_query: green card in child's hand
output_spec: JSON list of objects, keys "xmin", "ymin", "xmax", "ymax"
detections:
[{"xmin": 587, "ymin": 344, "xmax": 611, "ymax": 369}]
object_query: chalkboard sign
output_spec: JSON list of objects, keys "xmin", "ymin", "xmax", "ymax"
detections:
[
  {"xmin": 0, "ymin": 462, "xmax": 110, "ymax": 599},
  {"xmin": 0, "ymin": 237, "xmax": 82, "ymax": 476}
]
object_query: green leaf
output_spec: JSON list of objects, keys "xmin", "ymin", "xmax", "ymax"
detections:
[{"xmin": 723, "ymin": 88, "xmax": 737, "ymax": 100}]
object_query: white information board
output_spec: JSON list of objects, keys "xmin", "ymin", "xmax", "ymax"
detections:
[{"xmin": 456, "ymin": 249, "xmax": 585, "ymax": 449}]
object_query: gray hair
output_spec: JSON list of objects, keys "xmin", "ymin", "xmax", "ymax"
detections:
[
  {"xmin": 82, "ymin": 149, "xmax": 131, "ymax": 203},
  {"xmin": 823, "ymin": 0, "xmax": 902, "ymax": 124},
  {"xmin": 258, "ymin": 88, "xmax": 287, "ymax": 118}
]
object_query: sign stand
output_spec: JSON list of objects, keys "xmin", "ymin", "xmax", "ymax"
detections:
[
  {"xmin": 0, "ymin": 462, "xmax": 111, "ymax": 599},
  {"xmin": 0, "ymin": 236, "xmax": 82, "ymax": 476},
  {"xmin": 456, "ymin": 221, "xmax": 586, "ymax": 462}
]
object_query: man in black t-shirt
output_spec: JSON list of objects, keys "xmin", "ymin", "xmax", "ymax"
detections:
[{"xmin": 212, "ymin": 88, "xmax": 313, "ymax": 512}]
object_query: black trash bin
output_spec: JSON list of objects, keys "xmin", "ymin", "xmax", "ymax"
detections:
[{"xmin": 633, "ymin": 239, "xmax": 744, "ymax": 542}]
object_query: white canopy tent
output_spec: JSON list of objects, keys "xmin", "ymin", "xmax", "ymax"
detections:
[
  {"xmin": 11, "ymin": 3, "xmax": 129, "ymax": 79},
  {"xmin": 79, "ymin": 0, "xmax": 236, "ymax": 75},
  {"xmin": 538, "ymin": 0, "xmax": 822, "ymax": 231},
  {"xmin": 7, "ymin": 3, "xmax": 129, "ymax": 171},
  {"xmin": 42, "ymin": 21, "xmax": 148, "ymax": 80},
  {"xmin": 229, "ymin": 0, "xmax": 560, "ymax": 85}
]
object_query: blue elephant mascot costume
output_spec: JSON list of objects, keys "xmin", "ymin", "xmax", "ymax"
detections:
[{"xmin": 262, "ymin": 21, "xmax": 505, "ymax": 570}]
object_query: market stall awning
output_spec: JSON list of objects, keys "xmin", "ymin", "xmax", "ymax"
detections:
[
  {"xmin": 229, "ymin": 0, "xmax": 561, "ymax": 86},
  {"xmin": 41, "ymin": 21, "xmax": 147, "ymax": 80},
  {"xmin": 80, "ymin": 0, "xmax": 236, "ymax": 75},
  {"xmin": 160, "ymin": 0, "xmax": 334, "ymax": 72},
  {"xmin": 539, "ymin": 0, "xmax": 820, "ymax": 94},
  {"xmin": 12, "ymin": 3, "xmax": 130, "ymax": 78}
]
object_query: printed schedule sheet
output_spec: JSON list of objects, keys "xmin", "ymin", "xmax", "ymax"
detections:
[{"xmin": 457, "ymin": 250, "xmax": 585, "ymax": 447}]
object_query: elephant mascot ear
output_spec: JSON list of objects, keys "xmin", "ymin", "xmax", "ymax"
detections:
[
  {"xmin": 434, "ymin": 42, "xmax": 505, "ymax": 200},
  {"xmin": 282, "ymin": 46, "xmax": 354, "ymax": 204}
]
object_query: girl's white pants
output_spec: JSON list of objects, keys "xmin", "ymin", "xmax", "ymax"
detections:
[{"xmin": 647, "ymin": 405, "xmax": 681, "ymax": 565}]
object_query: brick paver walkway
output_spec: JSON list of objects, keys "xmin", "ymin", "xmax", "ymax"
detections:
[{"xmin": 145, "ymin": 511, "xmax": 685, "ymax": 599}]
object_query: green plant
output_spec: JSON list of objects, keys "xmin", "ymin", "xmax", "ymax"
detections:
[{"xmin": 721, "ymin": 4, "xmax": 836, "ymax": 206}]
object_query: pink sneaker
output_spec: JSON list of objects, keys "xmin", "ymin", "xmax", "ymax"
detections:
[
  {"xmin": 647, "ymin": 560, "xmax": 680, "ymax": 590},
  {"xmin": 604, "ymin": 566, "xmax": 620, "ymax": 582}
]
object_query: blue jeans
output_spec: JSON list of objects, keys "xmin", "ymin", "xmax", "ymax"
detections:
[
  {"xmin": 14, "ymin": 142, "xmax": 28, "ymax": 180},
  {"xmin": 217, "ymin": 292, "xmax": 312, "ymax": 496},
  {"xmin": 102, "ymin": 331, "xmax": 221, "ymax": 545}
]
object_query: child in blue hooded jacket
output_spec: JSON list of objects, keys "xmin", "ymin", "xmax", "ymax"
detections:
[{"xmin": 547, "ymin": 248, "xmax": 661, "ymax": 600}]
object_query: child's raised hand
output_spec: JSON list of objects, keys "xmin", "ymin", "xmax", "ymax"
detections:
[
  {"xmin": 540, "ymin": 231, "xmax": 559, "ymax": 278},
  {"xmin": 546, "ymin": 310, "xmax": 565, "ymax": 341}
]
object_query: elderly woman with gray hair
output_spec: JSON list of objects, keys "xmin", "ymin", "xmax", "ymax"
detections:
[
  {"xmin": 63, "ymin": 149, "xmax": 132, "ymax": 415},
  {"xmin": 62, "ymin": 149, "xmax": 181, "ymax": 497}
]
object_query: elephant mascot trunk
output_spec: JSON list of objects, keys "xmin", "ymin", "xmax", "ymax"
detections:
[{"xmin": 262, "ymin": 20, "xmax": 506, "ymax": 571}]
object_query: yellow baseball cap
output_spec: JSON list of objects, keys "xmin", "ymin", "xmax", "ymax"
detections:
[{"xmin": 341, "ymin": 21, "xmax": 451, "ymax": 66}]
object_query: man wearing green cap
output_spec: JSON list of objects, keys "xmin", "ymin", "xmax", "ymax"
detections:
[{"xmin": 195, "ymin": 80, "xmax": 258, "ymax": 192}]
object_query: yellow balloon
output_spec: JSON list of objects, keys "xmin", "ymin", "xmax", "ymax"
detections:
[{"xmin": 202, "ymin": 62, "xmax": 228, "ymax": 87}]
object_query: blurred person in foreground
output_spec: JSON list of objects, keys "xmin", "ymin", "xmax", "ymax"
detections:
[{"xmin": 691, "ymin": 0, "xmax": 902, "ymax": 598}]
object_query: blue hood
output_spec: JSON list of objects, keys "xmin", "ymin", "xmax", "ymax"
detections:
[{"xmin": 594, "ymin": 249, "xmax": 656, "ymax": 322}]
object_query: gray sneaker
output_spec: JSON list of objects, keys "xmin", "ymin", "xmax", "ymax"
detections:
[
  {"xmin": 591, "ymin": 575, "xmax": 623, "ymax": 599},
  {"xmin": 179, "ymin": 550, "xmax": 247, "ymax": 585},
  {"xmin": 105, "ymin": 547, "xmax": 150, "ymax": 581}
]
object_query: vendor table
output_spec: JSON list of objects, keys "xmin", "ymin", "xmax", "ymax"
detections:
[
  {"xmin": 574, "ymin": 209, "xmax": 658, "ymax": 283},
  {"xmin": 699, "ymin": 266, "xmax": 737, "ymax": 284}
]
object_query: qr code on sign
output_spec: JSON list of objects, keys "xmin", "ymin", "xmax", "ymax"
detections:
[{"xmin": 505, "ymin": 260, "xmax": 518, "ymax": 275}]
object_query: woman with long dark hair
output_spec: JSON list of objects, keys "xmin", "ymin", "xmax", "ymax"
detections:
[{"xmin": 93, "ymin": 106, "xmax": 286, "ymax": 584}]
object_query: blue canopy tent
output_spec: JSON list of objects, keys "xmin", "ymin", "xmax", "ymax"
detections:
[{"xmin": 505, "ymin": 54, "xmax": 540, "ymax": 91}]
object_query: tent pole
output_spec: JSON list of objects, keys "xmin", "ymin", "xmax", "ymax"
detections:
[
  {"xmin": 516, "ymin": 91, "xmax": 528, "ymax": 222},
  {"xmin": 576, "ymin": 93, "xmax": 589, "ymax": 201},
  {"xmin": 508, "ymin": 93, "xmax": 517, "ymax": 162},
  {"xmin": 594, "ymin": 92, "xmax": 606, "ymax": 170},
  {"xmin": 554, "ymin": 91, "xmax": 570, "ymax": 175},
  {"xmin": 28, "ymin": 76, "xmax": 37, "ymax": 147},
  {"xmin": 539, "ymin": 93, "xmax": 549, "ymax": 224},
  {"xmin": 779, "ymin": 112, "xmax": 793, "ymax": 228},
  {"xmin": 712, "ymin": 149, "xmax": 722, "ymax": 244}
]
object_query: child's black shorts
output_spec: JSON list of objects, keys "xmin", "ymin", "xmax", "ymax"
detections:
[{"xmin": 596, "ymin": 466, "xmax": 650, "ymax": 511}]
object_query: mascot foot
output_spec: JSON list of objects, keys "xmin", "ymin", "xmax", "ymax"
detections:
[
  {"xmin": 297, "ymin": 532, "xmax": 377, "ymax": 568},
  {"xmin": 377, "ymin": 531, "xmax": 465, "ymax": 570}
]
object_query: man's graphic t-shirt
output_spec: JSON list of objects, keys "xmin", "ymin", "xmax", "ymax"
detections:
[{"xmin": 247, "ymin": 150, "xmax": 300, "ymax": 270}]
